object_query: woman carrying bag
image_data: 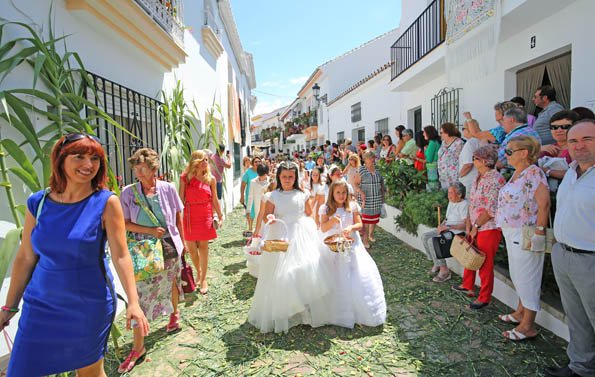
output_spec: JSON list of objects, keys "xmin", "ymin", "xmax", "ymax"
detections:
[{"xmin": 119, "ymin": 148, "xmax": 186, "ymax": 373}]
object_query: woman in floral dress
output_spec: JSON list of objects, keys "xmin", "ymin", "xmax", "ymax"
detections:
[
  {"xmin": 119, "ymin": 148, "xmax": 185, "ymax": 373},
  {"xmin": 438, "ymin": 122, "xmax": 465, "ymax": 189}
]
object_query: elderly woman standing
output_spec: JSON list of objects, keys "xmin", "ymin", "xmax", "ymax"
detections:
[
  {"xmin": 496, "ymin": 136, "xmax": 550, "ymax": 341},
  {"xmin": 420, "ymin": 182, "xmax": 468, "ymax": 282},
  {"xmin": 119, "ymin": 148, "xmax": 184, "ymax": 373},
  {"xmin": 452, "ymin": 146, "xmax": 505, "ymax": 310},
  {"xmin": 3, "ymin": 133, "xmax": 149, "ymax": 377},
  {"xmin": 438, "ymin": 122, "xmax": 465, "ymax": 189},
  {"xmin": 180, "ymin": 150, "xmax": 223, "ymax": 295},
  {"xmin": 354, "ymin": 150, "xmax": 385, "ymax": 249}
]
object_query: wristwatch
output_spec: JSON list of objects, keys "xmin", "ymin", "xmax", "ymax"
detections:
[
  {"xmin": 536, "ymin": 226, "xmax": 546, "ymax": 231},
  {"xmin": 473, "ymin": 223, "xmax": 480, "ymax": 228},
  {"xmin": 545, "ymin": 169, "xmax": 551, "ymax": 177}
]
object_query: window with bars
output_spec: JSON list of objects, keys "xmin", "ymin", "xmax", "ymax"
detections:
[
  {"xmin": 84, "ymin": 72, "xmax": 168, "ymax": 186},
  {"xmin": 337, "ymin": 131, "xmax": 345, "ymax": 144},
  {"xmin": 351, "ymin": 102, "xmax": 362, "ymax": 122},
  {"xmin": 375, "ymin": 118, "xmax": 389, "ymax": 136}
]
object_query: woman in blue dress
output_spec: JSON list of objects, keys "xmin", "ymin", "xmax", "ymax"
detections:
[{"xmin": 1, "ymin": 133, "xmax": 149, "ymax": 376}]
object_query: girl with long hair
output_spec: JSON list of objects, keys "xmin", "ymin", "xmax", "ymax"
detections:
[
  {"xmin": 248, "ymin": 162, "xmax": 332, "ymax": 333},
  {"xmin": 180, "ymin": 150, "xmax": 223, "ymax": 295},
  {"xmin": 319, "ymin": 181, "xmax": 386, "ymax": 327}
]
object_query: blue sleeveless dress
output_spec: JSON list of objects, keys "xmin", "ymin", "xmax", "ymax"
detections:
[{"xmin": 8, "ymin": 189, "xmax": 116, "ymax": 376}]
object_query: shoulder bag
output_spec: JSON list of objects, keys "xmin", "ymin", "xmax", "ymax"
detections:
[
  {"xmin": 518, "ymin": 176, "xmax": 554, "ymax": 253},
  {"xmin": 127, "ymin": 185, "xmax": 165, "ymax": 281}
]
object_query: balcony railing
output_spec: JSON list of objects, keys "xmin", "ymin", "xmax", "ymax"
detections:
[
  {"xmin": 135, "ymin": 0, "xmax": 184, "ymax": 44},
  {"xmin": 391, "ymin": 0, "xmax": 445, "ymax": 80}
]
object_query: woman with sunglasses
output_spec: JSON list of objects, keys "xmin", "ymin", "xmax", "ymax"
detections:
[
  {"xmin": 379, "ymin": 135, "xmax": 397, "ymax": 162},
  {"xmin": 180, "ymin": 150, "xmax": 223, "ymax": 296},
  {"xmin": 539, "ymin": 110, "xmax": 579, "ymax": 181},
  {"xmin": 119, "ymin": 148, "xmax": 186, "ymax": 372},
  {"xmin": 496, "ymin": 135, "xmax": 550, "ymax": 342},
  {"xmin": 3, "ymin": 133, "xmax": 149, "ymax": 377},
  {"xmin": 452, "ymin": 146, "xmax": 505, "ymax": 311}
]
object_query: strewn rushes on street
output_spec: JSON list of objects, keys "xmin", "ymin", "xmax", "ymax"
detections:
[{"xmin": 103, "ymin": 207, "xmax": 566, "ymax": 377}]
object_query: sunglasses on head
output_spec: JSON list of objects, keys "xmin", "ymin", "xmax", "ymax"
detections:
[
  {"xmin": 550, "ymin": 124, "xmax": 571, "ymax": 131},
  {"xmin": 61, "ymin": 132, "xmax": 101, "ymax": 147},
  {"xmin": 504, "ymin": 148, "xmax": 526, "ymax": 156}
]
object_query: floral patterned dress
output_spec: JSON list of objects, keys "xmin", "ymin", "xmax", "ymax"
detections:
[
  {"xmin": 468, "ymin": 169, "xmax": 506, "ymax": 232},
  {"xmin": 438, "ymin": 138, "xmax": 465, "ymax": 189},
  {"xmin": 495, "ymin": 165, "xmax": 548, "ymax": 229}
]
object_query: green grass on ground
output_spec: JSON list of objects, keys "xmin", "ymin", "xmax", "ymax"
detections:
[{"xmin": 103, "ymin": 207, "xmax": 568, "ymax": 377}]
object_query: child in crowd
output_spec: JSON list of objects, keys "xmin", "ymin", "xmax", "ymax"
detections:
[
  {"xmin": 308, "ymin": 167, "xmax": 325, "ymax": 227},
  {"xmin": 248, "ymin": 162, "xmax": 332, "ymax": 333},
  {"xmin": 247, "ymin": 164, "xmax": 270, "ymax": 230},
  {"xmin": 319, "ymin": 181, "xmax": 386, "ymax": 327}
]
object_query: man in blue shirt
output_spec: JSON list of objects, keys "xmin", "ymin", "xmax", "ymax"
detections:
[{"xmin": 496, "ymin": 107, "xmax": 542, "ymax": 169}]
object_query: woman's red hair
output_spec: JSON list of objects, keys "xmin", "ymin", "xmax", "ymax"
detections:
[{"xmin": 49, "ymin": 135, "xmax": 107, "ymax": 193}]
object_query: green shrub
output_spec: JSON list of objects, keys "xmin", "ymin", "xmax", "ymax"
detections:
[
  {"xmin": 377, "ymin": 159, "xmax": 426, "ymax": 210},
  {"xmin": 395, "ymin": 190, "xmax": 448, "ymax": 236}
]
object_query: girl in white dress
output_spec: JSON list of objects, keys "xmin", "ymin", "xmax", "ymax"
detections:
[
  {"xmin": 319, "ymin": 180, "xmax": 386, "ymax": 327},
  {"xmin": 317, "ymin": 166, "xmax": 355, "ymax": 218},
  {"xmin": 308, "ymin": 167, "xmax": 324, "ymax": 227},
  {"xmin": 248, "ymin": 162, "xmax": 332, "ymax": 333}
]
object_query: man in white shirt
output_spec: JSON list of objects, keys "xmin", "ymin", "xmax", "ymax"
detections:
[
  {"xmin": 546, "ymin": 119, "xmax": 595, "ymax": 377},
  {"xmin": 459, "ymin": 119, "xmax": 481, "ymax": 194}
]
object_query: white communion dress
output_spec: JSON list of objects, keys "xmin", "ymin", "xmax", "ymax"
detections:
[
  {"xmin": 248, "ymin": 189, "xmax": 333, "ymax": 333},
  {"xmin": 319, "ymin": 202, "xmax": 386, "ymax": 327}
]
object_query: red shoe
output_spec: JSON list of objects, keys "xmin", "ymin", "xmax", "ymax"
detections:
[
  {"xmin": 118, "ymin": 348, "xmax": 146, "ymax": 373},
  {"xmin": 166, "ymin": 313, "xmax": 180, "ymax": 333}
]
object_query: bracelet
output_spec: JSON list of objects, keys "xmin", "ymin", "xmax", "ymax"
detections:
[{"xmin": 1, "ymin": 306, "xmax": 18, "ymax": 313}]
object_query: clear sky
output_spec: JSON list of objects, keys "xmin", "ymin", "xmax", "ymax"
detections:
[{"xmin": 230, "ymin": 0, "xmax": 402, "ymax": 116}]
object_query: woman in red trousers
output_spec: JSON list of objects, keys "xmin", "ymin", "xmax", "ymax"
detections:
[{"xmin": 452, "ymin": 145, "xmax": 505, "ymax": 309}]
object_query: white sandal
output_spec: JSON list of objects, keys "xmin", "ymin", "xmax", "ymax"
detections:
[
  {"xmin": 503, "ymin": 328, "xmax": 537, "ymax": 341},
  {"xmin": 498, "ymin": 314, "xmax": 520, "ymax": 324}
]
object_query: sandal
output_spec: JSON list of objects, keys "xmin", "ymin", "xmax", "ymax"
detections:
[
  {"xmin": 467, "ymin": 300, "xmax": 489, "ymax": 310},
  {"xmin": 451, "ymin": 285, "xmax": 476, "ymax": 297},
  {"xmin": 166, "ymin": 313, "xmax": 180, "ymax": 333},
  {"xmin": 118, "ymin": 348, "xmax": 146, "ymax": 373},
  {"xmin": 499, "ymin": 314, "xmax": 520, "ymax": 324},
  {"xmin": 369, "ymin": 236, "xmax": 376, "ymax": 243},
  {"xmin": 432, "ymin": 272, "xmax": 451, "ymax": 282},
  {"xmin": 503, "ymin": 328, "xmax": 537, "ymax": 341}
]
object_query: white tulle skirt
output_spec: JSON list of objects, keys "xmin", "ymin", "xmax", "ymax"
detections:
[
  {"xmin": 320, "ymin": 231, "xmax": 386, "ymax": 328},
  {"xmin": 248, "ymin": 216, "xmax": 333, "ymax": 333}
]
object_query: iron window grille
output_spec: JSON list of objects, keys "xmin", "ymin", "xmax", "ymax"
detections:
[
  {"xmin": 337, "ymin": 131, "xmax": 345, "ymax": 145},
  {"xmin": 431, "ymin": 87, "xmax": 462, "ymax": 129},
  {"xmin": 375, "ymin": 118, "xmax": 389, "ymax": 136},
  {"xmin": 84, "ymin": 72, "xmax": 169, "ymax": 187},
  {"xmin": 351, "ymin": 102, "xmax": 362, "ymax": 123}
]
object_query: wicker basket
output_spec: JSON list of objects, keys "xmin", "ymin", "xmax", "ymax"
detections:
[
  {"xmin": 450, "ymin": 235, "xmax": 486, "ymax": 271},
  {"xmin": 324, "ymin": 234, "xmax": 354, "ymax": 252},
  {"xmin": 262, "ymin": 219, "xmax": 290, "ymax": 252}
]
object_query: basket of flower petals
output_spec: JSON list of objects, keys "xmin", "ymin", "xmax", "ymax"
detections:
[
  {"xmin": 261, "ymin": 218, "xmax": 290, "ymax": 252},
  {"xmin": 324, "ymin": 234, "xmax": 354, "ymax": 253}
]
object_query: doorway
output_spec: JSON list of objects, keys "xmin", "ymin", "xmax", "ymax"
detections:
[{"xmin": 414, "ymin": 108, "xmax": 422, "ymax": 134}]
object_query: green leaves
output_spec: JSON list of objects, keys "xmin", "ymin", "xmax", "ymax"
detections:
[
  {"xmin": 1, "ymin": 139, "xmax": 41, "ymax": 192},
  {"xmin": 0, "ymin": 228, "xmax": 22, "ymax": 282},
  {"xmin": 395, "ymin": 190, "xmax": 448, "ymax": 236}
]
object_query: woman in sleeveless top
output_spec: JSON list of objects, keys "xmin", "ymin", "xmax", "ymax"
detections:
[
  {"xmin": 3, "ymin": 133, "xmax": 148, "ymax": 377},
  {"xmin": 180, "ymin": 150, "xmax": 223, "ymax": 295}
]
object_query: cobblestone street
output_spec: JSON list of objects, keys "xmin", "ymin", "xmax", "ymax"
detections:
[{"xmin": 105, "ymin": 207, "xmax": 567, "ymax": 377}]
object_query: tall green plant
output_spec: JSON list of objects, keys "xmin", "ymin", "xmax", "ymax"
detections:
[{"xmin": 160, "ymin": 82, "xmax": 225, "ymax": 191}]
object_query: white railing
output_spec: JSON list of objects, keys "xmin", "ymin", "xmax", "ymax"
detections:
[{"xmin": 135, "ymin": 0, "xmax": 185, "ymax": 45}]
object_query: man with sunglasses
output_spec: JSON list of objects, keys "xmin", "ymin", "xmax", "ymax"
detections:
[
  {"xmin": 545, "ymin": 119, "xmax": 595, "ymax": 377},
  {"xmin": 533, "ymin": 85, "xmax": 565, "ymax": 146},
  {"xmin": 496, "ymin": 107, "xmax": 542, "ymax": 170}
]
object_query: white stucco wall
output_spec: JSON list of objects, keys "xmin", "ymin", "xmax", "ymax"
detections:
[{"xmin": 327, "ymin": 70, "xmax": 404, "ymax": 145}]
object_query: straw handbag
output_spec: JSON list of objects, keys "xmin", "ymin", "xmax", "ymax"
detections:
[
  {"xmin": 261, "ymin": 218, "xmax": 290, "ymax": 252},
  {"xmin": 450, "ymin": 235, "xmax": 486, "ymax": 271}
]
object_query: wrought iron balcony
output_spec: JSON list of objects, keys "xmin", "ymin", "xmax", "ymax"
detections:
[
  {"xmin": 135, "ymin": 0, "xmax": 184, "ymax": 45},
  {"xmin": 391, "ymin": 0, "xmax": 445, "ymax": 80}
]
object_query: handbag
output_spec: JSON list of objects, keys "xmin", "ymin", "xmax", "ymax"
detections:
[
  {"xmin": 521, "ymin": 214, "xmax": 554, "ymax": 254},
  {"xmin": 127, "ymin": 185, "xmax": 165, "ymax": 281},
  {"xmin": 450, "ymin": 235, "xmax": 486, "ymax": 271},
  {"xmin": 180, "ymin": 252, "xmax": 196, "ymax": 293},
  {"xmin": 519, "ymin": 180, "xmax": 554, "ymax": 254},
  {"xmin": 432, "ymin": 230, "xmax": 456, "ymax": 259},
  {"xmin": 379, "ymin": 204, "xmax": 387, "ymax": 219}
]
